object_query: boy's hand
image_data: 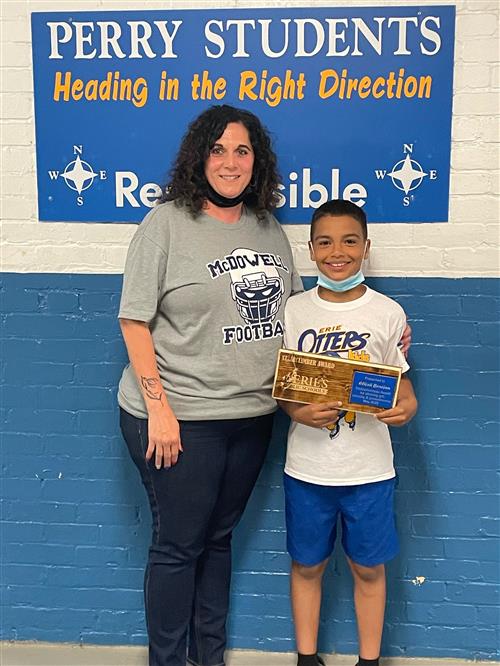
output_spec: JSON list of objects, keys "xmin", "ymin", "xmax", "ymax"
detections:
[
  {"xmin": 279, "ymin": 400, "xmax": 343, "ymax": 429},
  {"xmin": 375, "ymin": 377, "xmax": 417, "ymax": 426}
]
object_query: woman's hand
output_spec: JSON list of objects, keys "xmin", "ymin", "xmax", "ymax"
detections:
[
  {"xmin": 146, "ymin": 403, "xmax": 183, "ymax": 469},
  {"xmin": 119, "ymin": 319, "xmax": 183, "ymax": 469},
  {"xmin": 279, "ymin": 400, "xmax": 343, "ymax": 429},
  {"xmin": 375, "ymin": 377, "xmax": 417, "ymax": 426}
]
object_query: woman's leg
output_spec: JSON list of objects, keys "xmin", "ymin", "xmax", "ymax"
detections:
[
  {"xmin": 348, "ymin": 559, "xmax": 386, "ymax": 660},
  {"xmin": 120, "ymin": 409, "xmax": 231, "ymax": 666},
  {"xmin": 290, "ymin": 559, "xmax": 329, "ymax": 655},
  {"xmin": 187, "ymin": 413, "xmax": 274, "ymax": 666}
]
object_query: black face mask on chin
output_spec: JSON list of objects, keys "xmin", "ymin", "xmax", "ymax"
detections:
[{"xmin": 205, "ymin": 183, "xmax": 252, "ymax": 208}]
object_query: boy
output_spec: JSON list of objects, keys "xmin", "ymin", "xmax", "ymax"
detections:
[{"xmin": 279, "ymin": 200, "xmax": 417, "ymax": 666}]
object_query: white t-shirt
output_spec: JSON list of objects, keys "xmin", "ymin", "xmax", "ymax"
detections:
[{"xmin": 283, "ymin": 286, "xmax": 409, "ymax": 486}]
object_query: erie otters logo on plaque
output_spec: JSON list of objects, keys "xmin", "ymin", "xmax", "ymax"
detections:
[{"xmin": 272, "ymin": 349, "xmax": 402, "ymax": 414}]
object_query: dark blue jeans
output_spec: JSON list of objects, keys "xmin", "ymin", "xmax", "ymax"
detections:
[{"xmin": 120, "ymin": 408, "xmax": 274, "ymax": 666}]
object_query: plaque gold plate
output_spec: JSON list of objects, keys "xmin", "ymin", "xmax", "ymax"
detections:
[{"xmin": 272, "ymin": 349, "xmax": 402, "ymax": 414}]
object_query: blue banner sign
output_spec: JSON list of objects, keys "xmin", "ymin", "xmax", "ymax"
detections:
[{"xmin": 31, "ymin": 6, "xmax": 455, "ymax": 223}]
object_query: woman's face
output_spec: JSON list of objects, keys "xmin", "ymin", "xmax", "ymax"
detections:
[{"xmin": 204, "ymin": 122, "xmax": 254, "ymax": 199}]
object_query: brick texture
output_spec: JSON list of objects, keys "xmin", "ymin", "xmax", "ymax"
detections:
[
  {"xmin": 0, "ymin": 0, "xmax": 499, "ymax": 660},
  {"xmin": 1, "ymin": 273, "xmax": 498, "ymax": 660},
  {"xmin": 0, "ymin": 1, "xmax": 499, "ymax": 278}
]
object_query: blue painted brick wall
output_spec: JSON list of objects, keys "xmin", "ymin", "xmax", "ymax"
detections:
[{"xmin": 1, "ymin": 273, "xmax": 499, "ymax": 659}]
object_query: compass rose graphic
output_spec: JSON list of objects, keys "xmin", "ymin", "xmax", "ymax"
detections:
[
  {"xmin": 387, "ymin": 154, "xmax": 427, "ymax": 195},
  {"xmin": 374, "ymin": 144, "xmax": 437, "ymax": 207},
  {"xmin": 47, "ymin": 145, "xmax": 106, "ymax": 206},
  {"xmin": 61, "ymin": 155, "xmax": 98, "ymax": 194}
]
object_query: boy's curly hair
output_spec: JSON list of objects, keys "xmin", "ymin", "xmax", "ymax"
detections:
[{"xmin": 158, "ymin": 105, "xmax": 281, "ymax": 220}]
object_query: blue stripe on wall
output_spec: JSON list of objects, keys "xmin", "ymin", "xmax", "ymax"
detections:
[{"xmin": 1, "ymin": 273, "xmax": 499, "ymax": 659}]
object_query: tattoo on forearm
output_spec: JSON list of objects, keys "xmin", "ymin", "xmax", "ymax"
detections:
[{"xmin": 141, "ymin": 376, "xmax": 163, "ymax": 402}]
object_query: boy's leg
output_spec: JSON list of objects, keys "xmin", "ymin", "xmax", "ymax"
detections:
[
  {"xmin": 291, "ymin": 558, "xmax": 329, "ymax": 655},
  {"xmin": 284, "ymin": 474, "xmax": 341, "ymax": 666},
  {"xmin": 339, "ymin": 478, "xmax": 398, "ymax": 665},
  {"xmin": 347, "ymin": 559, "xmax": 386, "ymax": 660}
]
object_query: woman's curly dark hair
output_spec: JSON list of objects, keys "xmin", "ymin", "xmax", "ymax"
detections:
[{"xmin": 158, "ymin": 105, "xmax": 281, "ymax": 220}]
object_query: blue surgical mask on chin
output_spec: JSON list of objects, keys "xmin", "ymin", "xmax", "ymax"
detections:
[
  {"xmin": 317, "ymin": 269, "xmax": 365, "ymax": 293},
  {"xmin": 315, "ymin": 239, "xmax": 369, "ymax": 293}
]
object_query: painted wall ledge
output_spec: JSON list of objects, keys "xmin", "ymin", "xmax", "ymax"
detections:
[{"xmin": 0, "ymin": 643, "xmax": 494, "ymax": 666}]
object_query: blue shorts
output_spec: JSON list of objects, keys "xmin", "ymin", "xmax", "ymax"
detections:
[{"xmin": 284, "ymin": 474, "xmax": 399, "ymax": 567}]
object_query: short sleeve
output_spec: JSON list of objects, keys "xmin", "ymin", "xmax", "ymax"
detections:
[
  {"xmin": 118, "ymin": 231, "xmax": 168, "ymax": 324},
  {"xmin": 383, "ymin": 308, "xmax": 410, "ymax": 374},
  {"xmin": 273, "ymin": 215, "xmax": 304, "ymax": 296},
  {"xmin": 283, "ymin": 311, "xmax": 291, "ymax": 349},
  {"xmin": 291, "ymin": 266, "xmax": 304, "ymax": 296},
  {"xmin": 283, "ymin": 299, "xmax": 297, "ymax": 350}
]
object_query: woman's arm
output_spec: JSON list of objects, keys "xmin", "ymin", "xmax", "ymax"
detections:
[
  {"xmin": 400, "ymin": 322, "xmax": 412, "ymax": 356},
  {"xmin": 120, "ymin": 318, "xmax": 182, "ymax": 469}
]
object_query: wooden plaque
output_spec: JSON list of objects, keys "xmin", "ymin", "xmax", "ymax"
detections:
[{"xmin": 272, "ymin": 349, "xmax": 402, "ymax": 414}]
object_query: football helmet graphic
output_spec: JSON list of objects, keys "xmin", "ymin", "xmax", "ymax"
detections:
[{"xmin": 228, "ymin": 248, "xmax": 284, "ymax": 324}]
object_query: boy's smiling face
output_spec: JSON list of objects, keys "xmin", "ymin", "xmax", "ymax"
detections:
[{"xmin": 309, "ymin": 214, "xmax": 370, "ymax": 281}]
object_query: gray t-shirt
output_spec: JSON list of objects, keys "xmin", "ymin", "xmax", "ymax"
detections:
[{"xmin": 118, "ymin": 201, "xmax": 303, "ymax": 420}]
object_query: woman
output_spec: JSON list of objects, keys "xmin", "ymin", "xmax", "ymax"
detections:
[{"xmin": 118, "ymin": 104, "xmax": 304, "ymax": 666}]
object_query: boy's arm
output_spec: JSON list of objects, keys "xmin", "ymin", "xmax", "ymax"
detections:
[
  {"xmin": 278, "ymin": 400, "xmax": 343, "ymax": 429},
  {"xmin": 375, "ymin": 375, "xmax": 417, "ymax": 426}
]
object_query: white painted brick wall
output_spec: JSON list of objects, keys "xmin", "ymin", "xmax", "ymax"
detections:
[
  {"xmin": 0, "ymin": 0, "xmax": 498, "ymax": 277},
  {"xmin": 456, "ymin": 12, "xmax": 498, "ymax": 37},
  {"xmin": 491, "ymin": 64, "xmax": 500, "ymax": 89},
  {"xmin": 454, "ymin": 63, "xmax": 491, "ymax": 89},
  {"xmin": 453, "ymin": 91, "xmax": 498, "ymax": 115},
  {"xmin": 452, "ymin": 116, "xmax": 499, "ymax": 143}
]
